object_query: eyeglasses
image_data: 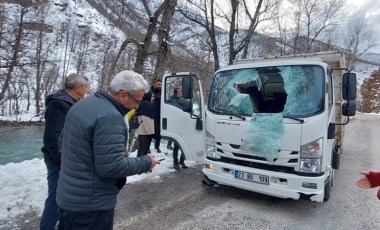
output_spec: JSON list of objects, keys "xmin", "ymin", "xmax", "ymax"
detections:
[{"xmin": 127, "ymin": 92, "xmax": 142, "ymax": 105}]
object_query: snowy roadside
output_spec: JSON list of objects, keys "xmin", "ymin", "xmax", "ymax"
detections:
[{"xmin": 0, "ymin": 143, "xmax": 197, "ymax": 229}]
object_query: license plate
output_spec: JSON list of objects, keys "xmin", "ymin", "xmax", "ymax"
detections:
[{"xmin": 234, "ymin": 170, "xmax": 269, "ymax": 185}]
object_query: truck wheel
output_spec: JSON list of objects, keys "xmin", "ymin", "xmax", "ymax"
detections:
[{"xmin": 324, "ymin": 175, "xmax": 332, "ymax": 201}]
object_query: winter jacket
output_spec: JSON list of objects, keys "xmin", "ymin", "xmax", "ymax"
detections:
[
  {"xmin": 136, "ymin": 96, "xmax": 155, "ymax": 136},
  {"xmin": 150, "ymin": 87, "xmax": 161, "ymax": 135},
  {"xmin": 57, "ymin": 91, "xmax": 152, "ymax": 212},
  {"xmin": 41, "ymin": 89, "xmax": 77, "ymax": 166}
]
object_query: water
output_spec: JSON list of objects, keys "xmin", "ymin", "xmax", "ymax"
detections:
[{"xmin": 0, "ymin": 124, "xmax": 44, "ymax": 165}]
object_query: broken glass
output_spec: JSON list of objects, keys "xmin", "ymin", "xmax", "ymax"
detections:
[
  {"xmin": 242, "ymin": 113, "xmax": 284, "ymax": 161},
  {"xmin": 279, "ymin": 66, "xmax": 323, "ymax": 116}
]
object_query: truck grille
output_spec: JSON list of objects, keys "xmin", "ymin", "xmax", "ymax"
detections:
[{"xmin": 216, "ymin": 142, "xmax": 300, "ymax": 174}]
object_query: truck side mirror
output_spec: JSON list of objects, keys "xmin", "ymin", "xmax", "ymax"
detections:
[
  {"xmin": 182, "ymin": 100, "xmax": 192, "ymax": 113},
  {"xmin": 342, "ymin": 102, "xmax": 356, "ymax": 116},
  {"xmin": 182, "ymin": 77, "xmax": 193, "ymax": 99},
  {"xmin": 342, "ymin": 73, "xmax": 357, "ymax": 100}
]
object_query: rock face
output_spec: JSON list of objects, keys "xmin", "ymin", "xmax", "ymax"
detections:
[{"xmin": 360, "ymin": 68, "xmax": 380, "ymax": 113}]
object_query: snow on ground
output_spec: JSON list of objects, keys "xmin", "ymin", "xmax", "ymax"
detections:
[{"xmin": 0, "ymin": 143, "xmax": 197, "ymax": 228}]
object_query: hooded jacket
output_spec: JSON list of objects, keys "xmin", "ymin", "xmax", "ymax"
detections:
[
  {"xmin": 57, "ymin": 91, "xmax": 152, "ymax": 212},
  {"xmin": 41, "ymin": 89, "xmax": 77, "ymax": 166}
]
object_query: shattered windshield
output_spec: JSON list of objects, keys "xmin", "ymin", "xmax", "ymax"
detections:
[{"xmin": 208, "ymin": 65, "xmax": 324, "ymax": 117}]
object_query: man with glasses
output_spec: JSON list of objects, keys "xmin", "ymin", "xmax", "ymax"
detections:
[{"xmin": 57, "ymin": 70, "xmax": 160, "ymax": 229}]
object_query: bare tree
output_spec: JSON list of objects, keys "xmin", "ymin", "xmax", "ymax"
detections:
[
  {"xmin": 178, "ymin": 0, "xmax": 222, "ymax": 71},
  {"xmin": 133, "ymin": 0, "xmax": 174, "ymax": 74},
  {"xmin": 288, "ymin": 0, "xmax": 346, "ymax": 53},
  {"xmin": 0, "ymin": 7, "xmax": 28, "ymax": 104},
  {"xmin": 240, "ymin": 0, "xmax": 279, "ymax": 59},
  {"xmin": 224, "ymin": 0, "xmax": 279, "ymax": 63},
  {"xmin": 33, "ymin": 4, "xmax": 53, "ymax": 115},
  {"xmin": 344, "ymin": 12, "xmax": 379, "ymax": 70},
  {"xmin": 152, "ymin": 0, "xmax": 177, "ymax": 80},
  {"xmin": 75, "ymin": 29, "xmax": 91, "ymax": 74}
]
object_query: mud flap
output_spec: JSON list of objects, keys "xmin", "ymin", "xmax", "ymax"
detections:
[{"xmin": 332, "ymin": 151, "xmax": 340, "ymax": 169}]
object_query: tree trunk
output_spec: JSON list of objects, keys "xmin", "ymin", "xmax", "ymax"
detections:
[
  {"xmin": 153, "ymin": 0, "xmax": 177, "ymax": 81},
  {"xmin": 133, "ymin": 0, "xmax": 170, "ymax": 74},
  {"xmin": 0, "ymin": 8, "xmax": 26, "ymax": 104}
]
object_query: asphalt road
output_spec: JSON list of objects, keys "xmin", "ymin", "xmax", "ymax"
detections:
[{"xmin": 12, "ymin": 113, "xmax": 380, "ymax": 230}]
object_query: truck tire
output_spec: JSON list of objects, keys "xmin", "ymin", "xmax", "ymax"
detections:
[{"xmin": 324, "ymin": 175, "xmax": 332, "ymax": 201}]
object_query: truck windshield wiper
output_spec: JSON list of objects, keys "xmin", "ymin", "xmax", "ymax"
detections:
[
  {"xmin": 283, "ymin": 115, "xmax": 304, "ymax": 123},
  {"xmin": 214, "ymin": 108, "xmax": 246, "ymax": 120}
]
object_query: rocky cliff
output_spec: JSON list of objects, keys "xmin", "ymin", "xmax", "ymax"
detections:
[{"xmin": 360, "ymin": 68, "xmax": 380, "ymax": 113}]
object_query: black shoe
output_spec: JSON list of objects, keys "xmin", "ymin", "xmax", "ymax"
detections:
[
  {"xmin": 156, "ymin": 148, "xmax": 161, "ymax": 153},
  {"xmin": 174, "ymin": 164, "xmax": 180, "ymax": 170},
  {"xmin": 180, "ymin": 162, "xmax": 188, "ymax": 169}
]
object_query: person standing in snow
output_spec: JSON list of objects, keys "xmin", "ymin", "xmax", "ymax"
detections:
[
  {"xmin": 40, "ymin": 73, "xmax": 89, "ymax": 230},
  {"xmin": 150, "ymin": 79, "xmax": 163, "ymax": 153},
  {"xmin": 136, "ymin": 91, "xmax": 155, "ymax": 157},
  {"xmin": 356, "ymin": 171, "xmax": 380, "ymax": 200},
  {"xmin": 168, "ymin": 87, "xmax": 188, "ymax": 170},
  {"xmin": 57, "ymin": 70, "xmax": 160, "ymax": 229}
]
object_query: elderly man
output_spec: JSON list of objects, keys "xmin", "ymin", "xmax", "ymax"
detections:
[
  {"xmin": 57, "ymin": 70, "xmax": 160, "ymax": 229},
  {"xmin": 40, "ymin": 73, "xmax": 89, "ymax": 230}
]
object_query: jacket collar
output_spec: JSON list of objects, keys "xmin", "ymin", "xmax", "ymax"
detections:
[
  {"xmin": 95, "ymin": 90, "xmax": 129, "ymax": 115},
  {"xmin": 46, "ymin": 89, "xmax": 77, "ymax": 106}
]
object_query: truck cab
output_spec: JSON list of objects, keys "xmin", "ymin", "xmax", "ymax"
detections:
[{"xmin": 160, "ymin": 52, "xmax": 356, "ymax": 202}]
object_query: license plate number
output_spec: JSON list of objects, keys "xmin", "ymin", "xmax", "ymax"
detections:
[{"xmin": 234, "ymin": 170, "xmax": 269, "ymax": 185}]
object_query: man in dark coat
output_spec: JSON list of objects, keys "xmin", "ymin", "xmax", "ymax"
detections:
[
  {"xmin": 57, "ymin": 70, "xmax": 160, "ymax": 230},
  {"xmin": 40, "ymin": 73, "xmax": 89, "ymax": 230},
  {"xmin": 169, "ymin": 87, "xmax": 188, "ymax": 170},
  {"xmin": 150, "ymin": 79, "xmax": 162, "ymax": 153}
]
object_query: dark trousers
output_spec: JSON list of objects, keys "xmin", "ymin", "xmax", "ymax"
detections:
[
  {"xmin": 154, "ymin": 134, "xmax": 161, "ymax": 149},
  {"xmin": 137, "ymin": 135, "xmax": 153, "ymax": 157},
  {"xmin": 40, "ymin": 162, "xmax": 64, "ymax": 230},
  {"xmin": 154, "ymin": 118, "xmax": 161, "ymax": 149},
  {"xmin": 60, "ymin": 209, "xmax": 114, "ymax": 230},
  {"xmin": 173, "ymin": 144, "xmax": 185, "ymax": 165}
]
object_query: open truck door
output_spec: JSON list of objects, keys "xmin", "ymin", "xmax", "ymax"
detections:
[{"xmin": 161, "ymin": 72, "xmax": 206, "ymax": 162}]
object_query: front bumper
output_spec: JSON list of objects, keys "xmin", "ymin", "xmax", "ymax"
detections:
[{"xmin": 203, "ymin": 158, "xmax": 328, "ymax": 202}]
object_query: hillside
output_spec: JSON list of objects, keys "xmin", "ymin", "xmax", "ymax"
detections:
[{"xmin": 0, "ymin": 0, "xmax": 379, "ymax": 119}]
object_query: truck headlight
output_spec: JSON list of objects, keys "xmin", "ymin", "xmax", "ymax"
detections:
[
  {"xmin": 206, "ymin": 131, "xmax": 218, "ymax": 159},
  {"xmin": 300, "ymin": 138, "xmax": 323, "ymax": 173}
]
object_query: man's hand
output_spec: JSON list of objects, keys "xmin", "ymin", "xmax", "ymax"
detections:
[
  {"xmin": 148, "ymin": 155, "xmax": 160, "ymax": 170},
  {"xmin": 356, "ymin": 171, "xmax": 371, "ymax": 188}
]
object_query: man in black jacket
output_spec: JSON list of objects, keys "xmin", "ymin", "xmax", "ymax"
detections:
[
  {"xmin": 150, "ymin": 79, "xmax": 162, "ymax": 153},
  {"xmin": 57, "ymin": 70, "xmax": 160, "ymax": 230},
  {"xmin": 40, "ymin": 73, "xmax": 89, "ymax": 230}
]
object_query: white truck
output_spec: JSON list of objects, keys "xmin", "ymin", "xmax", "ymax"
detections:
[{"xmin": 160, "ymin": 51, "xmax": 357, "ymax": 202}]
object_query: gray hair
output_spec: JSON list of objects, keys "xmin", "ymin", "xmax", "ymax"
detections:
[
  {"xmin": 109, "ymin": 70, "xmax": 149, "ymax": 95},
  {"xmin": 64, "ymin": 73, "xmax": 89, "ymax": 89}
]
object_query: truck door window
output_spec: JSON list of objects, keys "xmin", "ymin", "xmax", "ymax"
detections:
[{"xmin": 164, "ymin": 75, "xmax": 202, "ymax": 118}]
